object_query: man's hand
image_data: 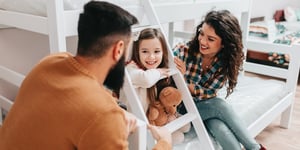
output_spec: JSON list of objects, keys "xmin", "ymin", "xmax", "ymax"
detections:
[
  {"xmin": 147, "ymin": 125, "xmax": 172, "ymax": 145},
  {"xmin": 123, "ymin": 111, "xmax": 137, "ymax": 136}
]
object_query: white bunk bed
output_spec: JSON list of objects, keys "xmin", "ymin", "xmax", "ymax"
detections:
[{"xmin": 0, "ymin": 0, "xmax": 268, "ymax": 149}]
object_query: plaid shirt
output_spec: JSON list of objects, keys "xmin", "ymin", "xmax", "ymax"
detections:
[{"xmin": 173, "ymin": 44, "xmax": 225, "ymax": 101}]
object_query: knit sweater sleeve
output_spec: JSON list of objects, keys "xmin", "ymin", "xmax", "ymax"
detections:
[
  {"xmin": 77, "ymin": 108, "xmax": 128, "ymax": 150},
  {"xmin": 126, "ymin": 62, "xmax": 161, "ymax": 88}
]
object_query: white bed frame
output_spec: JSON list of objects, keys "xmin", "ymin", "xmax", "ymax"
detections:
[
  {"xmin": 3, "ymin": 0, "xmax": 288, "ymax": 149},
  {"xmin": 244, "ymin": 40, "xmax": 300, "ymax": 137}
]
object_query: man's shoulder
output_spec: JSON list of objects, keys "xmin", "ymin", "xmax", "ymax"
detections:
[{"xmin": 40, "ymin": 52, "xmax": 72, "ymax": 63}]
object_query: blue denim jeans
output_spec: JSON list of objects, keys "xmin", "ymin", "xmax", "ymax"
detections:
[{"xmin": 195, "ymin": 97, "xmax": 260, "ymax": 150}]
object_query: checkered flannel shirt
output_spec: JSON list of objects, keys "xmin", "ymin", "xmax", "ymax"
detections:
[{"xmin": 173, "ymin": 44, "xmax": 225, "ymax": 101}]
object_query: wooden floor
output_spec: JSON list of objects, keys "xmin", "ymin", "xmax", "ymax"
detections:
[{"xmin": 255, "ymin": 76, "xmax": 300, "ymax": 150}]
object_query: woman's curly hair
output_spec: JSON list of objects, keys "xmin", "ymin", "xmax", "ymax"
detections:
[{"xmin": 188, "ymin": 10, "xmax": 245, "ymax": 98}]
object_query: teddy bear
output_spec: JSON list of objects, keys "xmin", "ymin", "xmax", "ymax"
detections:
[{"xmin": 147, "ymin": 86, "xmax": 191, "ymax": 144}]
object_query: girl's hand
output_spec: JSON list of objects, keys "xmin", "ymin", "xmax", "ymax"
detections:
[
  {"xmin": 157, "ymin": 68, "xmax": 170, "ymax": 77},
  {"xmin": 174, "ymin": 57, "xmax": 186, "ymax": 75}
]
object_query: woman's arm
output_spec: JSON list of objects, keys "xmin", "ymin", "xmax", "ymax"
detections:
[
  {"xmin": 191, "ymin": 74, "xmax": 225, "ymax": 100},
  {"xmin": 173, "ymin": 45, "xmax": 225, "ymax": 100}
]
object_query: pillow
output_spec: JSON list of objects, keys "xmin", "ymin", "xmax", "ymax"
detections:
[{"xmin": 273, "ymin": 10, "xmax": 285, "ymax": 22}]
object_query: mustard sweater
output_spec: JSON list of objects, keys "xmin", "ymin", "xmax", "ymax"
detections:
[{"xmin": 0, "ymin": 53, "xmax": 170, "ymax": 150}]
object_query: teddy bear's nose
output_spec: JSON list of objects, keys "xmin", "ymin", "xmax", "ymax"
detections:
[{"xmin": 173, "ymin": 105, "xmax": 176, "ymax": 107}]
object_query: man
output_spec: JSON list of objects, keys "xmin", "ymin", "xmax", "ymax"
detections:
[{"xmin": 0, "ymin": 1, "xmax": 171, "ymax": 150}]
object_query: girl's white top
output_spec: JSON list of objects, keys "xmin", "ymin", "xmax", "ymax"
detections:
[{"xmin": 121, "ymin": 61, "xmax": 162, "ymax": 113}]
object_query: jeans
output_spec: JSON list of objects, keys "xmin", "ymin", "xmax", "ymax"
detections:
[{"xmin": 195, "ymin": 97, "xmax": 260, "ymax": 150}]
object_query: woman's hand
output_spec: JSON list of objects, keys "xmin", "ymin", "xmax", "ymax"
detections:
[
  {"xmin": 188, "ymin": 83, "xmax": 195, "ymax": 95},
  {"xmin": 174, "ymin": 57, "xmax": 186, "ymax": 75}
]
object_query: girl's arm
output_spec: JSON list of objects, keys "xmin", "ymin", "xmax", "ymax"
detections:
[{"xmin": 127, "ymin": 63, "xmax": 167, "ymax": 88}]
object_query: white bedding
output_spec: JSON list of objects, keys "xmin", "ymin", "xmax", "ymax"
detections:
[
  {"xmin": 0, "ymin": 0, "xmax": 194, "ymax": 16},
  {"xmin": 173, "ymin": 75, "xmax": 286, "ymax": 150}
]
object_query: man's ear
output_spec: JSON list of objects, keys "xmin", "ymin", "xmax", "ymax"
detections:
[{"xmin": 112, "ymin": 40, "xmax": 125, "ymax": 61}]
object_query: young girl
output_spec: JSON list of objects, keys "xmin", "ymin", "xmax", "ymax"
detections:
[
  {"xmin": 126, "ymin": 28, "xmax": 171, "ymax": 113},
  {"xmin": 121, "ymin": 28, "xmax": 190, "ymax": 145}
]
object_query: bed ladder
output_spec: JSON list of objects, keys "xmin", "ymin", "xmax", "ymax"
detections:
[
  {"xmin": 0, "ymin": 66, "xmax": 24, "ymax": 125},
  {"xmin": 120, "ymin": 0, "xmax": 215, "ymax": 149}
]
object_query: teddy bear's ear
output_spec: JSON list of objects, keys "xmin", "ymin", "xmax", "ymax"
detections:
[
  {"xmin": 161, "ymin": 88, "xmax": 171, "ymax": 96},
  {"xmin": 161, "ymin": 86, "xmax": 177, "ymax": 97}
]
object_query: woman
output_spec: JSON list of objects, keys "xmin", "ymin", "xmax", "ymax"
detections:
[{"xmin": 174, "ymin": 10, "xmax": 266, "ymax": 150}]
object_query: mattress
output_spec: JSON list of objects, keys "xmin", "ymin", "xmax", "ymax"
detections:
[
  {"xmin": 0, "ymin": 0, "xmax": 194, "ymax": 17},
  {"xmin": 173, "ymin": 75, "xmax": 286, "ymax": 150}
]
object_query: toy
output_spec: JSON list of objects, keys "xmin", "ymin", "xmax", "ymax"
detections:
[{"xmin": 147, "ymin": 86, "xmax": 191, "ymax": 144}]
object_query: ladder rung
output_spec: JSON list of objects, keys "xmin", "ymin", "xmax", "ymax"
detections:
[
  {"xmin": 174, "ymin": 31, "xmax": 193, "ymax": 40},
  {"xmin": 169, "ymin": 69, "xmax": 179, "ymax": 76},
  {"xmin": 0, "ymin": 65, "xmax": 24, "ymax": 87},
  {"xmin": 0, "ymin": 95, "xmax": 14, "ymax": 111},
  {"xmin": 164, "ymin": 113, "xmax": 196, "ymax": 132}
]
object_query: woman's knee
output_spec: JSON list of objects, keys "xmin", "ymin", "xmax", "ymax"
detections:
[
  {"xmin": 210, "ymin": 97, "xmax": 235, "ymax": 113},
  {"xmin": 205, "ymin": 119, "xmax": 242, "ymax": 150},
  {"xmin": 196, "ymin": 97, "xmax": 236, "ymax": 120},
  {"xmin": 206, "ymin": 119, "xmax": 232, "ymax": 137}
]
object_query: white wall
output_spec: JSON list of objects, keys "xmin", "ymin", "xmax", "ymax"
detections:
[
  {"xmin": 0, "ymin": 28, "xmax": 77, "ymax": 75},
  {"xmin": 0, "ymin": 28, "xmax": 49, "ymax": 75}
]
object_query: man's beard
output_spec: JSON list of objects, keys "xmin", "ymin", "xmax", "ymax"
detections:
[{"xmin": 104, "ymin": 55, "xmax": 125, "ymax": 92}]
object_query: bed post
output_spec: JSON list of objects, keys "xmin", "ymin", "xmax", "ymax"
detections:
[
  {"xmin": 280, "ymin": 44, "xmax": 300, "ymax": 128},
  {"xmin": 47, "ymin": 0, "xmax": 67, "ymax": 53},
  {"xmin": 240, "ymin": 0, "xmax": 252, "ymax": 76}
]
